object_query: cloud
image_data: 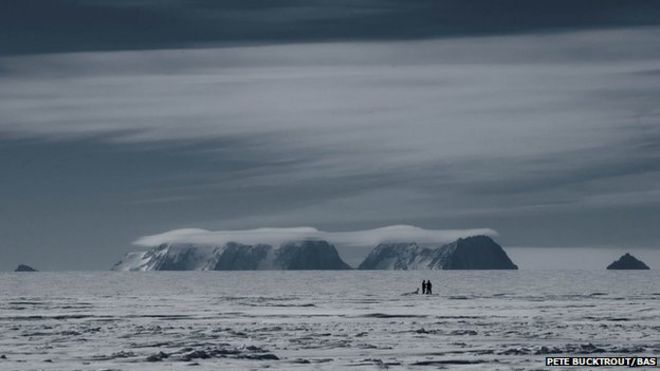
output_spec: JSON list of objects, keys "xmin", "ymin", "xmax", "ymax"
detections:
[
  {"xmin": 133, "ymin": 225, "xmax": 497, "ymax": 247},
  {"xmin": 4, "ymin": 0, "xmax": 660, "ymax": 55},
  {"xmin": 2, "ymin": 28, "xmax": 659, "ymax": 163},
  {"xmin": 2, "ymin": 28, "xmax": 660, "ymax": 228},
  {"xmin": 3, "ymin": 27, "xmax": 660, "ymax": 265}
]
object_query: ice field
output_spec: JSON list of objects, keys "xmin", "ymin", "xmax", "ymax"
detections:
[{"xmin": 1, "ymin": 270, "xmax": 659, "ymax": 370}]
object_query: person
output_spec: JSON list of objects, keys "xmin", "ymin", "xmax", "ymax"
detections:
[
  {"xmin": 426, "ymin": 280, "xmax": 433, "ymax": 295},
  {"xmin": 421, "ymin": 280, "xmax": 427, "ymax": 294}
]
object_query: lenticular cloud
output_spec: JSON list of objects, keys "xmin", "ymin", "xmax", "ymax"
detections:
[{"xmin": 134, "ymin": 225, "xmax": 497, "ymax": 247}]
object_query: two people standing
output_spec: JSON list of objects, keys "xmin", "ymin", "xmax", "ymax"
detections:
[{"xmin": 421, "ymin": 280, "xmax": 433, "ymax": 295}]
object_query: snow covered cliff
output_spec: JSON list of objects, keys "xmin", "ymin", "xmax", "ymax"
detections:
[
  {"xmin": 113, "ymin": 225, "xmax": 504, "ymax": 271},
  {"xmin": 358, "ymin": 236, "xmax": 518, "ymax": 270},
  {"xmin": 112, "ymin": 240, "xmax": 351, "ymax": 271}
]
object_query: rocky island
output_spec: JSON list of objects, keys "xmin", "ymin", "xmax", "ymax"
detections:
[
  {"xmin": 606, "ymin": 253, "xmax": 650, "ymax": 270},
  {"xmin": 358, "ymin": 235, "xmax": 518, "ymax": 270},
  {"xmin": 14, "ymin": 264, "xmax": 38, "ymax": 272}
]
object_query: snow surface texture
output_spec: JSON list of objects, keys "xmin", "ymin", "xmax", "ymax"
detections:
[{"xmin": 1, "ymin": 271, "xmax": 658, "ymax": 370}]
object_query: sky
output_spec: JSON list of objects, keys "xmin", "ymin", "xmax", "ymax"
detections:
[{"xmin": 2, "ymin": 0, "xmax": 660, "ymax": 270}]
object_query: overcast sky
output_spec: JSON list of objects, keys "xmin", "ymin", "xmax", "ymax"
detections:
[{"xmin": 2, "ymin": 1, "xmax": 660, "ymax": 270}]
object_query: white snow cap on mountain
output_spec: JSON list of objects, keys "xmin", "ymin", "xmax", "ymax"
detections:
[{"xmin": 134, "ymin": 225, "xmax": 497, "ymax": 247}]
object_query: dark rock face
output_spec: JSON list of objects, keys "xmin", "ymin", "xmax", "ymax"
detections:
[
  {"xmin": 275, "ymin": 240, "xmax": 351, "ymax": 270},
  {"xmin": 150, "ymin": 244, "xmax": 217, "ymax": 271},
  {"xmin": 358, "ymin": 243, "xmax": 434, "ymax": 270},
  {"xmin": 14, "ymin": 264, "xmax": 37, "ymax": 272},
  {"xmin": 606, "ymin": 253, "xmax": 650, "ymax": 270},
  {"xmin": 214, "ymin": 243, "xmax": 272, "ymax": 270},
  {"xmin": 435, "ymin": 236, "xmax": 518, "ymax": 270},
  {"xmin": 359, "ymin": 235, "xmax": 518, "ymax": 270}
]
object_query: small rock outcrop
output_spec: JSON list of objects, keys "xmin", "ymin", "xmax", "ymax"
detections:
[
  {"xmin": 606, "ymin": 253, "xmax": 650, "ymax": 270},
  {"xmin": 359, "ymin": 235, "xmax": 518, "ymax": 270},
  {"xmin": 14, "ymin": 264, "xmax": 38, "ymax": 272}
]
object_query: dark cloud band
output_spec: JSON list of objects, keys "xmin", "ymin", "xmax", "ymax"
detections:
[{"xmin": 3, "ymin": 0, "xmax": 660, "ymax": 56}]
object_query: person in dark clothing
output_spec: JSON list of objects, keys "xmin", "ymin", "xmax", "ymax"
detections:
[
  {"xmin": 426, "ymin": 280, "xmax": 433, "ymax": 295},
  {"xmin": 421, "ymin": 280, "xmax": 427, "ymax": 294}
]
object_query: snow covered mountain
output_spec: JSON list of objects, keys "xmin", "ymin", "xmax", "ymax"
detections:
[
  {"xmin": 112, "ymin": 240, "xmax": 351, "ymax": 271},
  {"xmin": 358, "ymin": 236, "xmax": 518, "ymax": 270}
]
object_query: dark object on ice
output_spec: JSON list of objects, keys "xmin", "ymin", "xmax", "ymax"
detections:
[
  {"xmin": 421, "ymin": 280, "xmax": 427, "ymax": 294},
  {"xmin": 14, "ymin": 264, "xmax": 37, "ymax": 272},
  {"xmin": 243, "ymin": 353, "xmax": 279, "ymax": 360},
  {"xmin": 401, "ymin": 288, "xmax": 419, "ymax": 296},
  {"xmin": 358, "ymin": 236, "xmax": 518, "ymax": 270},
  {"xmin": 178, "ymin": 345, "xmax": 278, "ymax": 362},
  {"xmin": 426, "ymin": 280, "xmax": 433, "ymax": 295},
  {"xmin": 606, "ymin": 253, "xmax": 650, "ymax": 270},
  {"xmin": 146, "ymin": 351, "xmax": 169, "ymax": 362}
]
